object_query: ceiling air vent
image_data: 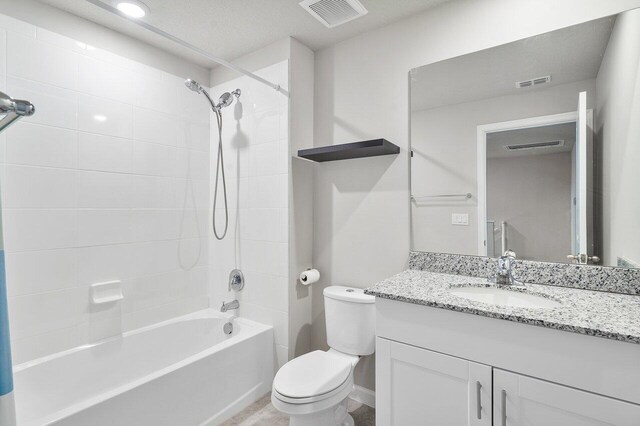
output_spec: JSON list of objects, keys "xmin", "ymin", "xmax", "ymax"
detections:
[
  {"xmin": 300, "ymin": 0, "xmax": 368, "ymax": 28},
  {"xmin": 505, "ymin": 140, "xmax": 565, "ymax": 151},
  {"xmin": 515, "ymin": 75, "xmax": 551, "ymax": 89}
]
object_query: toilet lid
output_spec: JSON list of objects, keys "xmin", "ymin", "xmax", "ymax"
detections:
[{"xmin": 273, "ymin": 351, "xmax": 352, "ymax": 399}]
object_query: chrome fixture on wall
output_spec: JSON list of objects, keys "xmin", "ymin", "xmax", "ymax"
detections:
[
  {"xmin": 184, "ymin": 79, "xmax": 241, "ymax": 240},
  {"xmin": 0, "ymin": 91, "xmax": 35, "ymax": 133}
]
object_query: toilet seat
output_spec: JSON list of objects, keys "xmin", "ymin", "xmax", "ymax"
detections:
[{"xmin": 273, "ymin": 350, "xmax": 352, "ymax": 403}]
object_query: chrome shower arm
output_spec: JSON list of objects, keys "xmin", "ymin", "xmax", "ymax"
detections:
[{"xmin": 0, "ymin": 91, "xmax": 35, "ymax": 133}]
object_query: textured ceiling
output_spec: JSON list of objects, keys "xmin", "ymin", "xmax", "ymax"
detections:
[
  {"xmin": 36, "ymin": 0, "xmax": 450, "ymax": 68},
  {"xmin": 411, "ymin": 15, "xmax": 615, "ymax": 112}
]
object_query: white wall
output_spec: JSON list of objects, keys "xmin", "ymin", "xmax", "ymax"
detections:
[
  {"xmin": 411, "ymin": 79, "xmax": 595, "ymax": 255},
  {"xmin": 0, "ymin": 13, "xmax": 210, "ymax": 364},
  {"xmin": 208, "ymin": 60, "xmax": 290, "ymax": 369},
  {"xmin": 597, "ymin": 8, "xmax": 640, "ymax": 267},
  {"xmin": 312, "ymin": 0, "xmax": 640, "ymax": 391}
]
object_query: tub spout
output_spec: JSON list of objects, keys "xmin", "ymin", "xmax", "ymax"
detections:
[{"xmin": 221, "ymin": 300, "xmax": 239, "ymax": 312}]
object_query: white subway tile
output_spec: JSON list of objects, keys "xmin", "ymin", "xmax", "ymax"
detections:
[
  {"xmin": 78, "ymin": 132, "xmax": 132, "ymax": 173},
  {"xmin": 77, "ymin": 170, "xmax": 132, "ymax": 208},
  {"xmin": 240, "ymin": 208, "xmax": 284, "ymax": 242},
  {"xmin": 36, "ymin": 27, "xmax": 78, "ymax": 50},
  {"xmin": 0, "ymin": 14, "xmax": 36, "ymax": 38},
  {"xmin": 77, "ymin": 209, "xmax": 131, "ymax": 246},
  {"xmin": 8, "ymin": 286, "xmax": 87, "ymax": 340},
  {"xmin": 133, "ymin": 107, "xmax": 177, "ymax": 146},
  {"xmin": 130, "ymin": 209, "xmax": 179, "ymax": 242},
  {"xmin": 11, "ymin": 326, "xmax": 80, "ymax": 365},
  {"xmin": 6, "ymin": 77, "xmax": 78, "ymax": 129},
  {"xmin": 249, "ymin": 174, "xmax": 287, "ymax": 209},
  {"xmin": 132, "ymin": 140, "xmax": 177, "ymax": 176},
  {"xmin": 252, "ymin": 109, "xmax": 282, "ymax": 145},
  {"xmin": 176, "ymin": 120, "xmax": 210, "ymax": 151},
  {"xmin": 136, "ymin": 71, "xmax": 178, "ymax": 116},
  {"xmin": 5, "ymin": 249, "xmax": 77, "ymax": 297},
  {"xmin": 132, "ymin": 240, "xmax": 179, "ymax": 278},
  {"xmin": 0, "ymin": 30, "xmax": 6, "ymax": 77},
  {"xmin": 3, "ymin": 209, "xmax": 77, "ymax": 252},
  {"xmin": 131, "ymin": 175, "xmax": 176, "ymax": 209},
  {"xmin": 77, "ymin": 55, "xmax": 137, "ymax": 104},
  {"xmin": 4, "ymin": 165, "xmax": 77, "ymax": 208},
  {"xmin": 76, "ymin": 243, "xmax": 134, "ymax": 286},
  {"xmin": 122, "ymin": 272, "xmax": 178, "ymax": 313},
  {"xmin": 78, "ymin": 94, "xmax": 133, "ymax": 139},
  {"xmin": 6, "ymin": 123, "xmax": 78, "ymax": 168},
  {"xmin": 7, "ymin": 32, "xmax": 78, "ymax": 90},
  {"xmin": 249, "ymin": 141, "xmax": 283, "ymax": 176}
]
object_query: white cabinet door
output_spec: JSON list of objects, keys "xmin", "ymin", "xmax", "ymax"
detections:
[
  {"xmin": 493, "ymin": 369, "xmax": 640, "ymax": 426},
  {"xmin": 377, "ymin": 337, "xmax": 491, "ymax": 426}
]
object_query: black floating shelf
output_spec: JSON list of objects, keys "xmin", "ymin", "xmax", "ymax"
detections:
[{"xmin": 298, "ymin": 139, "xmax": 400, "ymax": 162}]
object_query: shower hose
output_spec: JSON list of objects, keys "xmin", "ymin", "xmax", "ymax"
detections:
[{"xmin": 212, "ymin": 109, "xmax": 228, "ymax": 240}]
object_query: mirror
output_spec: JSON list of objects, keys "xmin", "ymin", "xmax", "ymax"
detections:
[{"xmin": 410, "ymin": 9, "xmax": 640, "ymax": 268}]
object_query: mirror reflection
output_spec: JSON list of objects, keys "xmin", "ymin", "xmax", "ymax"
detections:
[{"xmin": 410, "ymin": 10, "xmax": 640, "ymax": 268}]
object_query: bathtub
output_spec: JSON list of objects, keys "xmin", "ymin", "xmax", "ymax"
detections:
[{"xmin": 12, "ymin": 309, "xmax": 274, "ymax": 426}]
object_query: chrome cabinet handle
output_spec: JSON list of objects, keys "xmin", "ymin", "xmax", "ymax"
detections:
[
  {"xmin": 501, "ymin": 390, "xmax": 507, "ymax": 426},
  {"xmin": 476, "ymin": 381, "xmax": 482, "ymax": 420}
]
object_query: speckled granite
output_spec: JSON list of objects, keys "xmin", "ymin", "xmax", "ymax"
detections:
[
  {"xmin": 408, "ymin": 251, "xmax": 640, "ymax": 295},
  {"xmin": 365, "ymin": 269, "xmax": 640, "ymax": 344}
]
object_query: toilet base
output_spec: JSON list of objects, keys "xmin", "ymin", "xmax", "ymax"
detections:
[{"xmin": 288, "ymin": 398, "xmax": 352, "ymax": 426}]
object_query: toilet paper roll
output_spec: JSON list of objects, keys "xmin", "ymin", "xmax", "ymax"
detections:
[{"xmin": 299, "ymin": 269, "xmax": 320, "ymax": 286}]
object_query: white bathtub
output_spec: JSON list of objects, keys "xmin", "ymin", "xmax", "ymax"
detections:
[{"xmin": 12, "ymin": 310, "xmax": 274, "ymax": 426}]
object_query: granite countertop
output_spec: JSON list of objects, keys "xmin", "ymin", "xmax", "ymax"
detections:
[{"xmin": 365, "ymin": 269, "xmax": 640, "ymax": 344}]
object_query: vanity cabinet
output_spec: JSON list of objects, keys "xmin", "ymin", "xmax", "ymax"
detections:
[
  {"xmin": 493, "ymin": 369, "xmax": 640, "ymax": 426},
  {"xmin": 377, "ymin": 338, "xmax": 640, "ymax": 426},
  {"xmin": 377, "ymin": 338, "xmax": 491, "ymax": 425},
  {"xmin": 375, "ymin": 298, "xmax": 640, "ymax": 426}
]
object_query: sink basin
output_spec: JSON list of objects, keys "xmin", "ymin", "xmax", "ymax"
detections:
[{"xmin": 447, "ymin": 286, "xmax": 561, "ymax": 309}]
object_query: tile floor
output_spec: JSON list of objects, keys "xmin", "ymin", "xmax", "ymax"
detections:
[{"xmin": 222, "ymin": 393, "xmax": 376, "ymax": 425}]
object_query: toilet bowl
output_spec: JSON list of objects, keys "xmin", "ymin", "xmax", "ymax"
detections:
[{"xmin": 271, "ymin": 286, "xmax": 375, "ymax": 426}]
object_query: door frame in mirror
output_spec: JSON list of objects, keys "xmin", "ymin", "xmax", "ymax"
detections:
[{"xmin": 476, "ymin": 110, "xmax": 591, "ymax": 257}]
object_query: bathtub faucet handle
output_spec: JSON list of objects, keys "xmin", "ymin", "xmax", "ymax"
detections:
[{"xmin": 228, "ymin": 269, "xmax": 245, "ymax": 292}]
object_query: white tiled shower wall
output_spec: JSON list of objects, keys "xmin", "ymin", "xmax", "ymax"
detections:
[
  {"xmin": 209, "ymin": 60, "xmax": 290, "ymax": 368},
  {"xmin": 0, "ymin": 13, "xmax": 211, "ymax": 364}
]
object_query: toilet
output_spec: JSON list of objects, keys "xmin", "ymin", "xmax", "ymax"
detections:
[{"xmin": 271, "ymin": 286, "xmax": 375, "ymax": 426}]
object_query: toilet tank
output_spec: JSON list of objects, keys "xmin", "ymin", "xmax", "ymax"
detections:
[{"xmin": 323, "ymin": 286, "xmax": 375, "ymax": 356}]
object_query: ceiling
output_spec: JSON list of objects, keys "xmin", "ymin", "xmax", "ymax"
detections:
[
  {"xmin": 411, "ymin": 15, "xmax": 615, "ymax": 112},
  {"xmin": 37, "ymin": 0, "xmax": 449, "ymax": 69},
  {"xmin": 487, "ymin": 122, "xmax": 576, "ymax": 159}
]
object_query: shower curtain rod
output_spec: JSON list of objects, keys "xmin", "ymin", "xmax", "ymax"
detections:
[{"xmin": 84, "ymin": 0, "xmax": 289, "ymax": 96}]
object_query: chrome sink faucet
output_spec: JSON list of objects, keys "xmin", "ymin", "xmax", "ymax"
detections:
[
  {"xmin": 496, "ymin": 250, "xmax": 519, "ymax": 286},
  {"xmin": 220, "ymin": 300, "xmax": 240, "ymax": 312}
]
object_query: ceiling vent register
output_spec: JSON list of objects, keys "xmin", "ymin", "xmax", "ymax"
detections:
[
  {"xmin": 505, "ymin": 140, "xmax": 565, "ymax": 151},
  {"xmin": 515, "ymin": 75, "xmax": 552, "ymax": 88},
  {"xmin": 299, "ymin": 0, "xmax": 368, "ymax": 28}
]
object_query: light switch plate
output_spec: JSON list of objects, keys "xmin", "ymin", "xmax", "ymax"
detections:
[{"xmin": 452, "ymin": 213, "xmax": 469, "ymax": 226}]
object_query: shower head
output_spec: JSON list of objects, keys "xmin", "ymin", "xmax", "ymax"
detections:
[
  {"xmin": 184, "ymin": 79, "xmax": 204, "ymax": 94},
  {"xmin": 216, "ymin": 92, "xmax": 234, "ymax": 109},
  {"xmin": 215, "ymin": 89, "xmax": 241, "ymax": 110}
]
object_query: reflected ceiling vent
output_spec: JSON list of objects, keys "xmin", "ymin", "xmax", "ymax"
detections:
[
  {"xmin": 300, "ymin": 0, "xmax": 368, "ymax": 28},
  {"xmin": 505, "ymin": 140, "xmax": 565, "ymax": 151},
  {"xmin": 515, "ymin": 75, "xmax": 552, "ymax": 88}
]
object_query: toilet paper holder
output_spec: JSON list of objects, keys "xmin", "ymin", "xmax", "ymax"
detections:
[{"xmin": 299, "ymin": 268, "xmax": 320, "ymax": 285}]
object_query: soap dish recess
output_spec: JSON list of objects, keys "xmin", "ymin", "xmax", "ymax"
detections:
[{"xmin": 91, "ymin": 280, "xmax": 123, "ymax": 304}]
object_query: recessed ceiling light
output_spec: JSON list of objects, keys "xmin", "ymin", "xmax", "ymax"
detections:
[{"xmin": 116, "ymin": 1, "xmax": 149, "ymax": 19}]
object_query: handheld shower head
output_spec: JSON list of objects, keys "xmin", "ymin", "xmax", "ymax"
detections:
[{"xmin": 184, "ymin": 79, "xmax": 203, "ymax": 94}]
